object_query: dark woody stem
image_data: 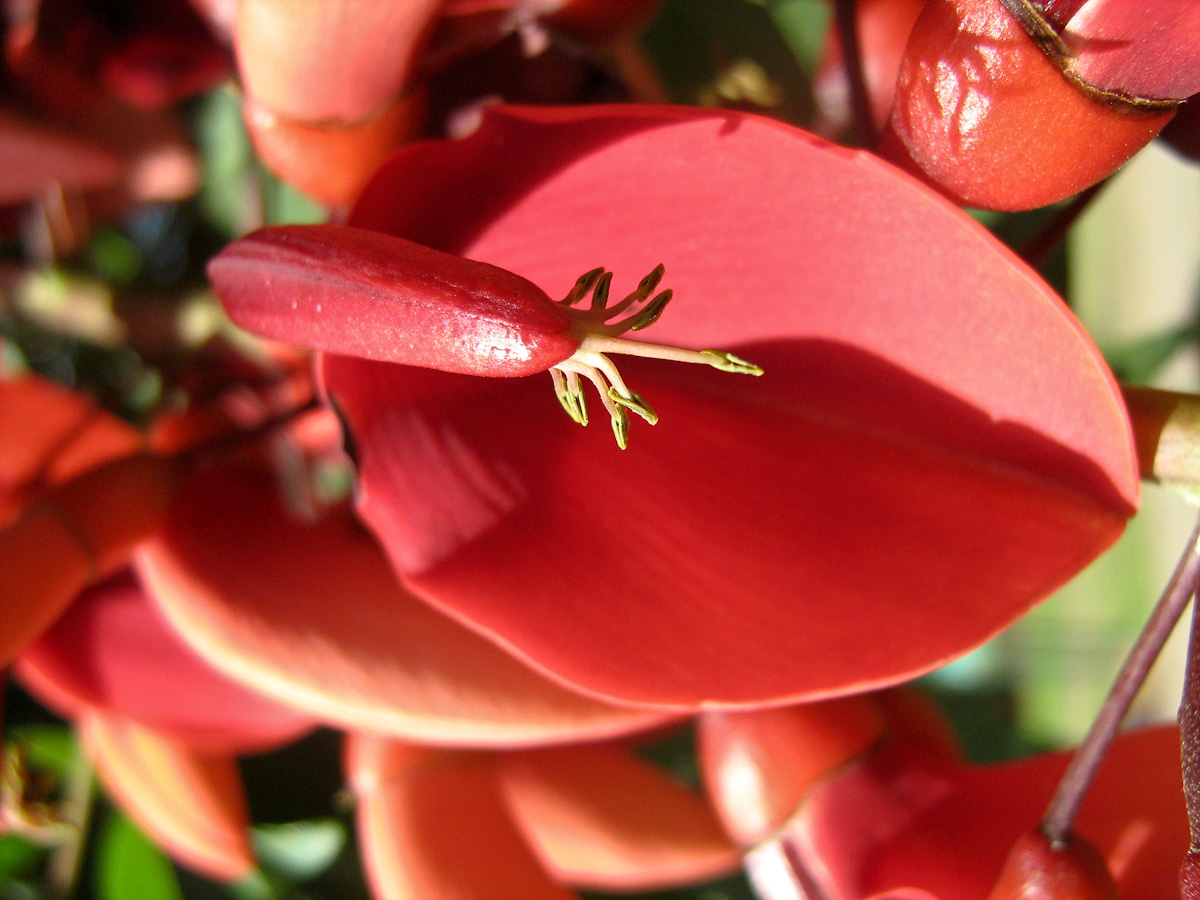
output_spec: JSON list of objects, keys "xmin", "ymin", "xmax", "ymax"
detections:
[
  {"xmin": 1017, "ymin": 182, "xmax": 1104, "ymax": 271},
  {"xmin": 1041, "ymin": 513, "xmax": 1200, "ymax": 844},
  {"xmin": 834, "ymin": 0, "xmax": 877, "ymax": 150},
  {"xmin": 1180, "ymin": 550, "xmax": 1200, "ymax": 849},
  {"xmin": 744, "ymin": 835, "xmax": 832, "ymax": 900}
]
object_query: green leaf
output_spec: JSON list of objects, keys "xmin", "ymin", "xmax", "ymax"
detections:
[
  {"xmin": 0, "ymin": 834, "xmax": 43, "ymax": 883},
  {"xmin": 1104, "ymin": 325, "xmax": 1194, "ymax": 383},
  {"xmin": 9, "ymin": 725, "xmax": 76, "ymax": 777},
  {"xmin": 642, "ymin": 0, "xmax": 814, "ymax": 123},
  {"xmin": 252, "ymin": 819, "xmax": 345, "ymax": 882},
  {"xmin": 96, "ymin": 813, "xmax": 184, "ymax": 900}
]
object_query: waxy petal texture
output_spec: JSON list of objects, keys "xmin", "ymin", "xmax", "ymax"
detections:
[
  {"xmin": 137, "ymin": 464, "xmax": 674, "ymax": 746},
  {"xmin": 498, "ymin": 742, "xmax": 739, "ymax": 889},
  {"xmin": 17, "ymin": 571, "xmax": 314, "ymax": 754},
  {"xmin": 81, "ymin": 711, "xmax": 255, "ymax": 882},
  {"xmin": 316, "ymin": 105, "xmax": 1137, "ymax": 708}
]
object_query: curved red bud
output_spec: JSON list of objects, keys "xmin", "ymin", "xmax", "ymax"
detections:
[
  {"xmin": 208, "ymin": 225, "xmax": 577, "ymax": 377},
  {"xmin": 17, "ymin": 570, "xmax": 314, "ymax": 754},
  {"xmin": 883, "ymin": 0, "xmax": 1175, "ymax": 210},
  {"xmin": 987, "ymin": 831, "xmax": 1120, "ymax": 900},
  {"xmin": 137, "ymin": 464, "xmax": 674, "ymax": 746}
]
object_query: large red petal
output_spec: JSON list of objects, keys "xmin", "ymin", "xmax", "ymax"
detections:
[
  {"xmin": 17, "ymin": 570, "xmax": 314, "ymax": 754},
  {"xmin": 325, "ymin": 105, "xmax": 1137, "ymax": 708},
  {"xmin": 137, "ymin": 464, "xmax": 674, "ymax": 746},
  {"xmin": 498, "ymin": 741, "xmax": 739, "ymax": 890}
]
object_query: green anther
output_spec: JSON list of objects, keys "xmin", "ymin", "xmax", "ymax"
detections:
[
  {"xmin": 610, "ymin": 407, "xmax": 630, "ymax": 450},
  {"xmin": 628, "ymin": 290, "xmax": 673, "ymax": 331},
  {"xmin": 590, "ymin": 271, "xmax": 613, "ymax": 311},
  {"xmin": 608, "ymin": 388, "xmax": 659, "ymax": 425},
  {"xmin": 569, "ymin": 382, "xmax": 589, "ymax": 426},
  {"xmin": 636, "ymin": 264, "xmax": 666, "ymax": 297},
  {"xmin": 564, "ymin": 267, "xmax": 605, "ymax": 306},
  {"xmin": 700, "ymin": 350, "xmax": 764, "ymax": 376},
  {"xmin": 555, "ymin": 384, "xmax": 586, "ymax": 425}
]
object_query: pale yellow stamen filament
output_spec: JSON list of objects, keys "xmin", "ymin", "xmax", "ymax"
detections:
[{"xmin": 547, "ymin": 264, "xmax": 763, "ymax": 449}]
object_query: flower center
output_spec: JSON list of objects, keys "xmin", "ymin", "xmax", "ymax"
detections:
[{"xmin": 549, "ymin": 265, "xmax": 762, "ymax": 449}]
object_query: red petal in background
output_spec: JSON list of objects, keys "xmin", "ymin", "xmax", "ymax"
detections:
[
  {"xmin": 242, "ymin": 93, "xmax": 425, "ymax": 208},
  {"xmin": 0, "ymin": 108, "xmax": 122, "ymax": 205},
  {"xmin": 323, "ymin": 105, "xmax": 1137, "ymax": 708},
  {"xmin": 81, "ymin": 711, "xmax": 255, "ymax": 882},
  {"xmin": 0, "ymin": 374, "xmax": 141, "ymax": 526},
  {"xmin": 698, "ymin": 697, "xmax": 887, "ymax": 846},
  {"xmin": 795, "ymin": 725, "xmax": 1185, "ymax": 900},
  {"xmin": 1066, "ymin": 0, "xmax": 1200, "ymax": 100},
  {"xmin": 137, "ymin": 464, "xmax": 675, "ymax": 747},
  {"xmin": 0, "ymin": 454, "xmax": 180, "ymax": 668},
  {"xmin": 347, "ymin": 734, "xmax": 577, "ymax": 900},
  {"xmin": 17, "ymin": 570, "xmax": 313, "ymax": 754},
  {"xmin": 234, "ymin": 0, "xmax": 439, "ymax": 124},
  {"xmin": 498, "ymin": 741, "xmax": 739, "ymax": 890}
]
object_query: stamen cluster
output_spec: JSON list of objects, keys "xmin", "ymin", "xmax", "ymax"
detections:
[{"xmin": 548, "ymin": 265, "xmax": 762, "ymax": 448}]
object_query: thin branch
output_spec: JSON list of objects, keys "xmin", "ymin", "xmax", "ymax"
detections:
[
  {"xmin": 1042, "ymin": 512, "xmax": 1200, "ymax": 843},
  {"xmin": 1017, "ymin": 181, "xmax": 1104, "ymax": 271},
  {"xmin": 833, "ymin": 0, "xmax": 876, "ymax": 149}
]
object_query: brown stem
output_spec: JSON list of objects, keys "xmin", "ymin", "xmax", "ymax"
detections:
[
  {"xmin": 1041, "ymin": 513, "xmax": 1200, "ymax": 844},
  {"xmin": 833, "ymin": 0, "xmax": 876, "ymax": 150},
  {"xmin": 1180, "ymin": 556, "xmax": 1200, "ymax": 849},
  {"xmin": 1017, "ymin": 181, "xmax": 1104, "ymax": 271},
  {"xmin": 744, "ymin": 836, "xmax": 831, "ymax": 900}
]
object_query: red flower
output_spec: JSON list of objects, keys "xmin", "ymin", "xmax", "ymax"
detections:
[
  {"xmin": 16, "ymin": 570, "xmax": 315, "ymax": 881},
  {"xmin": 207, "ymin": 104, "xmax": 1139, "ymax": 711}
]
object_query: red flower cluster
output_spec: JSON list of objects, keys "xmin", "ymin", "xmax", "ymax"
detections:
[{"xmin": 2, "ymin": 1, "xmax": 1198, "ymax": 898}]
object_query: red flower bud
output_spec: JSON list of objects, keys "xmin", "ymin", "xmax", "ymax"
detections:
[
  {"xmin": 208, "ymin": 224, "xmax": 577, "ymax": 377},
  {"xmin": 987, "ymin": 831, "xmax": 1120, "ymax": 900},
  {"xmin": 882, "ymin": 0, "xmax": 1176, "ymax": 210}
]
